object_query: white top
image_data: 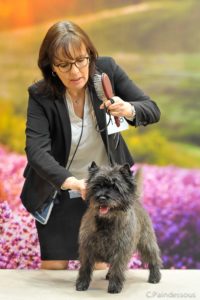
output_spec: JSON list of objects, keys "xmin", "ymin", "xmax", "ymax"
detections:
[{"xmin": 65, "ymin": 88, "xmax": 109, "ymax": 180}]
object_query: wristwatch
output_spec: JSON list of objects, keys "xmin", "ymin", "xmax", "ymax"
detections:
[{"xmin": 126, "ymin": 104, "xmax": 136, "ymax": 121}]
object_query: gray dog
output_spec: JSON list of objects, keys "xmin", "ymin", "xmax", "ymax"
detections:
[{"xmin": 76, "ymin": 162, "xmax": 162, "ymax": 294}]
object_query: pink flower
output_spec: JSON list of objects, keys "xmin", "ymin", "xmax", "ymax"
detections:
[{"xmin": 1, "ymin": 146, "xmax": 200, "ymax": 269}]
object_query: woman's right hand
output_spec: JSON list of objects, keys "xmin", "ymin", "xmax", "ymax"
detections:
[
  {"xmin": 61, "ymin": 177, "xmax": 87, "ymax": 200},
  {"xmin": 75, "ymin": 178, "xmax": 87, "ymax": 200}
]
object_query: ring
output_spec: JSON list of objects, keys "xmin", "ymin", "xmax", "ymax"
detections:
[{"xmin": 110, "ymin": 98, "xmax": 115, "ymax": 104}]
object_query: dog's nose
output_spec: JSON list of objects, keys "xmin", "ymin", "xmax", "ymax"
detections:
[{"xmin": 98, "ymin": 196, "xmax": 107, "ymax": 203}]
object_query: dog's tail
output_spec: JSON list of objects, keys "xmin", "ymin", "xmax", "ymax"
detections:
[{"xmin": 134, "ymin": 167, "xmax": 143, "ymax": 199}]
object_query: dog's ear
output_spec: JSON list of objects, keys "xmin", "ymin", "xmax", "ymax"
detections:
[
  {"xmin": 88, "ymin": 161, "xmax": 99, "ymax": 173},
  {"xmin": 120, "ymin": 163, "xmax": 132, "ymax": 177}
]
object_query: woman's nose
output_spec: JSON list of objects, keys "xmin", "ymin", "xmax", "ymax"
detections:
[{"xmin": 70, "ymin": 63, "xmax": 80, "ymax": 74}]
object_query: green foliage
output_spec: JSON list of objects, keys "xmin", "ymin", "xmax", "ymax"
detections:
[
  {"xmin": 0, "ymin": 102, "xmax": 25, "ymax": 154},
  {"xmin": 123, "ymin": 128, "xmax": 200, "ymax": 168},
  {"xmin": 85, "ymin": 0, "xmax": 200, "ymax": 54},
  {"xmin": 117, "ymin": 53, "xmax": 200, "ymax": 146},
  {"xmin": 0, "ymin": 0, "xmax": 200, "ymax": 167}
]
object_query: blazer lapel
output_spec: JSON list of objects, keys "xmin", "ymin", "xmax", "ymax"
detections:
[
  {"xmin": 88, "ymin": 85, "xmax": 108, "ymax": 150},
  {"xmin": 55, "ymin": 96, "xmax": 71, "ymax": 166}
]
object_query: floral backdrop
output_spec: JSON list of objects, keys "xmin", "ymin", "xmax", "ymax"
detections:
[{"xmin": 1, "ymin": 145, "xmax": 200, "ymax": 270}]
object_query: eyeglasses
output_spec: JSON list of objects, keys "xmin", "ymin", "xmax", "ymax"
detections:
[{"xmin": 54, "ymin": 56, "xmax": 90, "ymax": 73}]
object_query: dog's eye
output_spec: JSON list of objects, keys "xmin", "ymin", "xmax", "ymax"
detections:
[
  {"xmin": 111, "ymin": 182, "xmax": 118, "ymax": 190},
  {"xmin": 93, "ymin": 184, "xmax": 104, "ymax": 190}
]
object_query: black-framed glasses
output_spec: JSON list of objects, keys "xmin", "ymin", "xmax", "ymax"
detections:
[{"xmin": 54, "ymin": 56, "xmax": 90, "ymax": 73}]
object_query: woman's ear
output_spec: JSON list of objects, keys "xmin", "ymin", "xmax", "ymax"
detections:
[{"xmin": 51, "ymin": 65, "xmax": 57, "ymax": 77}]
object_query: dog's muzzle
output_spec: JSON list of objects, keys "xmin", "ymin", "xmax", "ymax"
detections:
[{"xmin": 96, "ymin": 196, "xmax": 110, "ymax": 215}]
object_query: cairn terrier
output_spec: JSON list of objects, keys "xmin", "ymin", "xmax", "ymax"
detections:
[{"xmin": 76, "ymin": 162, "xmax": 162, "ymax": 294}]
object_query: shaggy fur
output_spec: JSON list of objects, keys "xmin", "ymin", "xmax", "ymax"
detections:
[{"xmin": 76, "ymin": 162, "xmax": 162, "ymax": 294}]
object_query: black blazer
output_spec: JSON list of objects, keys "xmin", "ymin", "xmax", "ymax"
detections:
[{"xmin": 20, "ymin": 56, "xmax": 160, "ymax": 213}]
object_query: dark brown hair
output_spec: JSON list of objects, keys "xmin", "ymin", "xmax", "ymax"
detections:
[{"xmin": 38, "ymin": 21, "xmax": 98, "ymax": 97}]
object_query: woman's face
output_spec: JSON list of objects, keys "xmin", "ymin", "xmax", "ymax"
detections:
[{"xmin": 53, "ymin": 43, "xmax": 90, "ymax": 94}]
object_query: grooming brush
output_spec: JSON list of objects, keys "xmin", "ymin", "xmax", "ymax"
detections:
[{"xmin": 93, "ymin": 73, "xmax": 120, "ymax": 127}]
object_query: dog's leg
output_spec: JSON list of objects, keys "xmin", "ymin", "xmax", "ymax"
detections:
[
  {"xmin": 137, "ymin": 220, "xmax": 162, "ymax": 283},
  {"xmin": 76, "ymin": 256, "xmax": 94, "ymax": 291},
  {"xmin": 138, "ymin": 243, "xmax": 162, "ymax": 283},
  {"xmin": 148, "ymin": 263, "xmax": 162, "ymax": 283},
  {"xmin": 105, "ymin": 269, "xmax": 110, "ymax": 280},
  {"xmin": 106, "ymin": 259, "xmax": 128, "ymax": 293}
]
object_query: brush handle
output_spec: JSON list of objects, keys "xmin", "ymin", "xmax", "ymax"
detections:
[{"xmin": 101, "ymin": 73, "xmax": 120, "ymax": 127}]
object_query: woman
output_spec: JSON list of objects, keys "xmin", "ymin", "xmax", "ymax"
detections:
[{"xmin": 20, "ymin": 21, "xmax": 160, "ymax": 270}]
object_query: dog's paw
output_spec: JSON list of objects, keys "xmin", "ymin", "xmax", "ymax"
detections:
[
  {"xmin": 148, "ymin": 266, "xmax": 161, "ymax": 283},
  {"xmin": 76, "ymin": 279, "xmax": 90, "ymax": 291},
  {"xmin": 108, "ymin": 281, "xmax": 123, "ymax": 294}
]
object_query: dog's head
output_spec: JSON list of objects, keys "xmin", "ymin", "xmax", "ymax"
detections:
[{"xmin": 86, "ymin": 162, "xmax": 136, "ymax": 217}]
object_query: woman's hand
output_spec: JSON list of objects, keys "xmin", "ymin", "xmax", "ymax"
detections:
[
  {"xmin": 61, "ymin": 177, "xmax": 87, "ymax": 200},
  {"xmin": 100, "ymin": 96, "xmax": 135, "ymax": 119},
  {"xmin": 76, "ymin": 179, "xmax": 87, "ymax": 200}
]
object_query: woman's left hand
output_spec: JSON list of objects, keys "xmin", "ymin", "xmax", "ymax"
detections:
[{"xmin": 100, "ymin": 96, "xmax": 134, "ymax": 119}]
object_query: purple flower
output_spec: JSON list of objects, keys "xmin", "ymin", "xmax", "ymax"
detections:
[{"xmin": 1, "ymin": 147, "xmax": 200, "ymax": 269}]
